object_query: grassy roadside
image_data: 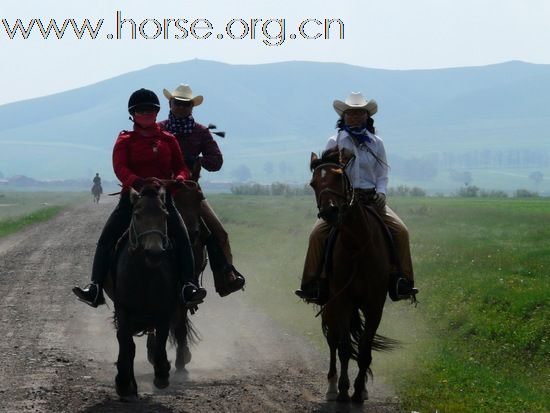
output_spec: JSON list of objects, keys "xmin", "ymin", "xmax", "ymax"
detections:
[
  {"xmin": 207, "ymin": 194, "xmax": 550, "ymax": 412},
  {"xmin": 0, "ymin": 192, "xmax": 88, "ymax": 238}
]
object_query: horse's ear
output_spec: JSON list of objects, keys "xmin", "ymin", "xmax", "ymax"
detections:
[
  {"xmin": 129, "ymin": 188, "xmax": 140, "ymax": 204},
  {"xmin": 191, "ymin": 159, "xmax": 201, "ymax": 182},
  {"xmin": 311, "ymin": 152, "xmax": 318, "ymax": 163}
]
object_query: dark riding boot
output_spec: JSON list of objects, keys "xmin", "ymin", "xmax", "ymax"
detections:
[
  {"xmin": 295, "ymin": 278, "xmax": 328, "ymax": 305},
  {"xmin": 166, "ymin": 195, "xmax": 207, "ymax": 307},
  {"xmin": 206, "ymin": 235, "xmax": 246, "ymax": 297},
  {"xmin": 72, "ymin": 193, "xmax": 132, "ymax": 308},
  {"xmin": 182, "ymin": 283, "xmax": 207, "ymax": 307},
  {"xmin": 389, "ymin": 274, "xmax": 419, "ymax": 301},
  {"xmin": 72, "ymin": 283, "xmax": 105, "ymax": 308}
]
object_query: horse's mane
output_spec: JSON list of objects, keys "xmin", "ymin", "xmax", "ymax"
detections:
[
  {"xmin": 139, "ymin": 184, "xmax": 162, "ymax": 198},
  {"xmin": 310, "ymin": 149, "xmax": 341, "ymax": 171}
]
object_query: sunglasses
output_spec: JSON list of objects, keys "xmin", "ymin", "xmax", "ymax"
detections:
[
  {"xmin": 172, "ymin": 99, "xmax": 193, "ymax": 108},
  {"xmin": 344, "ymin": 109, "xmax": 368, "ymax": 116}
]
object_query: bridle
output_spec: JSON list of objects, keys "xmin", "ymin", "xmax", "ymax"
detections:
[
  {"xmin": 312, "ymin": 162, "xmax": 354, "ymax": 220},
  {"xmin": 128, "ymin": 197, "xmax": 170, "ymax": 251}
]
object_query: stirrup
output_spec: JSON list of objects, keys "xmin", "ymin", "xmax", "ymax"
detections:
[
  {"xmin": 72, "ymin": 283, "xmax": 105, "ymax": 308},
  {"xmin": 182, "ymin": 284, "xmax": 207, "ymax": 308},
  {"xmin": 295, "ymin": 289, "xmax": 323, "ymax": 305},
  {"xmin": 390, "ymin": 278, "xmax": 419, "ymax": 302}
]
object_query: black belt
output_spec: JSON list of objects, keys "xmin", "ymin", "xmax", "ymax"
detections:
[{"xmin": 355, "ymin": 188, "xmax": 376, "ymax": 195}]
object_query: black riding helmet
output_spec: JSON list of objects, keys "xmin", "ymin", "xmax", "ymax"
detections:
[{"xmin": 128, "ymin": 88, "xmax": 161, "ymax": 115}]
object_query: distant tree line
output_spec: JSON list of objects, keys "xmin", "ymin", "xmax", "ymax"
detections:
[
  {"xmin": 437, "ymin": 149, "xmax": 550, "ymax": 169},
  {"xmin": 387, "ymin": 185, "xmax": 426, "ymax": 196},
  {"xmin": 455, "ymin": 185, "xmax": 540, "ymax": 198},
  {"xmin": 230, "ymin": 182, "xmax": 313, "ymax": 196}
]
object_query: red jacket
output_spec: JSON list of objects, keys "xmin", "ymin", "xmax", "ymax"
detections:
[{"xmin": 112, "ymin": 125, "xmax": 190, "ymax": 190}]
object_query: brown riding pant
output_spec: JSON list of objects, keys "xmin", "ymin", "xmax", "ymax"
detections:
[
  {"xmin": 200, "ymin": 199, "xmax": 233, "ymax": 265},
  {"xmin": 300, "ymin": 205, "xmax": 414, "ymax": 286}
]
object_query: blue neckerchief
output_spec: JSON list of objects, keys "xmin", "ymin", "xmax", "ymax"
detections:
[
  {"xmin": 344, "ymin": 126, "xmax": 372, "ymax": 144},
  {"xmin": 165, "ymin": 113, "xmax": 195, "ymax": 135}
]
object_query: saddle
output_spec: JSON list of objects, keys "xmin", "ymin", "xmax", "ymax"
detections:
[{"xmin": 320, "ymin": 197, "xmax": 404, "ymax": 300}]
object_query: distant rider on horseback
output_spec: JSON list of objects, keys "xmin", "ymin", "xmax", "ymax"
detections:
[
  {"xmin": 159, "ymin": 84, "xmax": 246, "ymax": 297},
  {"xmin": 92, "ymin": 173, "xmax": 103, "ymax": 194},
  {"xmin": 295, "ymin": 92, "xmax": 419, "ymax": 304},
  {"xmin": 73, "ymin": 88, "xmax": 207, "ymax": 308}
]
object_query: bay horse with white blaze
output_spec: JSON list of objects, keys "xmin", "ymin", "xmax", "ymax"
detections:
[{"xmin": 308, "ymin": 150, "xmax": 397, "ymax": 403}]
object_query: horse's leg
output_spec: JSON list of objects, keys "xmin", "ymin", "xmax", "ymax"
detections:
[
  {"xmin": 336, "ymin": 306, "xmax": 352, "ymax": 402},
  {"xmin": 352, "ymin": 302, "xmax": 384, "ymax": 404},
  {"xmin": 153, "ymin": 320, "xmax": 171, "ymax": 389},
  {"xmin": 173, "ymin": 306, "xmax": 191, "ymax": 371},
  {"xmin": 146, "ymin": 331, "xmax": 156, "ymax": 365},
  {"xmin": 325, "ymin": 326, "xmax": 339, "ymax": 401},
  {"xmin": 115, "ymin": 312, "xmax": 138, "ymax": 401}
]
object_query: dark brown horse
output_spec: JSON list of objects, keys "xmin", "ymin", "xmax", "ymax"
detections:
[
  {"xmin": 160, "ymin": 176, "xmax": 206, "ymax": 371},
  {"xmin": 146, "ymin": 166, "xmax": 206, "ymax": 372},
  {"xmin": 103, "ymin": 184, "xmax": 179, "ymax": 401},
  {"xmin": 309, "ymin": 150, "xmax": 397, "ymax": 403},
  {"xmin": 91, "ymin": 183, "xmax": 101, "ymax": 203}
]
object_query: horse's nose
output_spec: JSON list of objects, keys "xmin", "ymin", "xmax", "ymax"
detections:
[{"xmin": 144, "ymin": 248, "xmax": 164, "ymax": 265}]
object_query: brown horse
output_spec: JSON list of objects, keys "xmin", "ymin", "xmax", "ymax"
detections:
[
  {"xmin": 309, "ymin": 150, "xmax": 397, "ymax": 403},
  {"xmin": 103, "ymin": 184, "xmax": 179, "ymax": 401},
  {"xmin": 91, "ymin": 183, "xmax": 101, "ymax": 203},
  {"xmin": 146, "ymin": 167, "xmax": 206, "ymax": 372},
  {"xmin": 163, "ymin": 177, "xmax": 206, "ymax": 371}
]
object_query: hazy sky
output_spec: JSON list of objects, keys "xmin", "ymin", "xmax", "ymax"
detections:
[{"xmin": 1, "ymin": 0, "xmax": 549, "ymax": 105}]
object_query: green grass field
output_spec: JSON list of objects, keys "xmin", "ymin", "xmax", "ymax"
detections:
[
  {"xmin": 207, "ymin": 194, "xmax": 550, "ymax": 412},
  {"xmin": 0, "ymin": 191, "xmax": 88, "ymax": 238}
]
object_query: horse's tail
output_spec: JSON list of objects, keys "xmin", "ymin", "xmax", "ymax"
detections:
[
  {"xmin": 372, "ymin": 333, "xmax": 400, "ymax": 352},
  {"xmin": 350, "ymin": 308, "xmax": 400, "ymax": 360},
  {"xmin": 169, "ymin": 310, "xmax": 201, "ymax": 347},
  {"xmin": 184, "ymin": 316, "xmax": 200, "ymax": 346}
]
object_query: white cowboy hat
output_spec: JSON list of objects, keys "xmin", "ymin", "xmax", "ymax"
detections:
[
  {"xmin": 333, "ymin": 92, "xmax": 377, "ymax": 117},
  {"xmin": 162, "ymin": 84, "xmax": 204, "ymax": 106}
]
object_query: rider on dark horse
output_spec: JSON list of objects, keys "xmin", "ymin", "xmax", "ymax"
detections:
[
  {"xmin": 93, "ymin": 173, "xmax": 103, "ymax": 194},
  {"xmin": 159, "ymin": 84, "xmax": 245, "ymax": 297},
  {"xmin": 73, "ymin": 88, "xmax": 207, "ymax": 308},
  {"xmin": 296, "ymin": 92, "xmax": 419, "ymax": 304}
]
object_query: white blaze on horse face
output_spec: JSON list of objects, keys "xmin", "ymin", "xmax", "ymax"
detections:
[{"xmin": 321, "ymin": 168, "xmax": 327, "ymax": 179}]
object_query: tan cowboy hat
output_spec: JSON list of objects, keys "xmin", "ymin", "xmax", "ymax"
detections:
[
  {"xmin": 333, "ymin": 92, "xmax": 377, "ymax": 117},
  {"xmin": 162, "ymin": 84, "xmax": 204, "ymax": 106}
]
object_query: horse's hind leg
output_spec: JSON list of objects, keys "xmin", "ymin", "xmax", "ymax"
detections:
[
  {"xmin": 336, "ymin": 333, "xmax": 352, "ymax": 402},
  {"xmin": 115, "ymin": 318, "xmax": 138, "ymax": 401},
  {"xmin": 325, "ymin": 330, "xmax": 338, "ymax": 401},
  {"xmin": 173, "ymin": 306, "xmax": 191, "ymax": 371},
  {"xmin": 146, "ymin": 332, "xmax": 156, "ymax": 365},
  {"xmin": 351, "ymin": 331, "xmax": 371, "ymax": 404},
  {"xmin": 153, "ymin": 321, "xmax": 171, "ymax": 389},
  {"xmin": 352, "ymin": 304, "xmax": 384, "ymax": 404}
]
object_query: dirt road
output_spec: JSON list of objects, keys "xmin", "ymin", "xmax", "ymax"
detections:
[{"xmin": 0, "ymin": 198, "xmax": 401, "ymax": 412}]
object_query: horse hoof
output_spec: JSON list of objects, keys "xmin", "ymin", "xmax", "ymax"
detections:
[
  {"xmin": 351, "ymin": 389, "xmax": 368, "ymax": 403},
  {"xmin": 325, "ymin": 391, "xmax": 338, "ymax": 401},
  {"xmin": 336, "ymin": 392, "xmax": 350, "ymax": 402},
  {"xmin": 175, "ymin": 346, "xmax": 192, "ymax": 370},
  {"xmin": 119, "ymin": 394, "xmax": 138, "ymax": 403},
  {"xmin": 154, "ymin": 376, "xmax": 170, "ymax": 389}
]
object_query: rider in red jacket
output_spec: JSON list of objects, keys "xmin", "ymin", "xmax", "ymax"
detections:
[{"xmin": 73, "ymin": 88, "xmax": 206, "ymax": 308}]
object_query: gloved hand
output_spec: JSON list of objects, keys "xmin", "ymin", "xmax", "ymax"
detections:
[
  {"xmin": 132, "ymin": 178, "xmax": 146, "ymax": 191},
  {"xmin": 373, "ymin": 192, "xmax": 386, "ymax": 209},
  {"xmin": 145, "ymin": 177, "xmax": 163, "ymax": 188}
]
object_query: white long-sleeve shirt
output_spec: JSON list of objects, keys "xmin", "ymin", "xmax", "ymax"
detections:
[{"xmin": 326, "ymin": 129, "xmax": 389, "ymax": 194}]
